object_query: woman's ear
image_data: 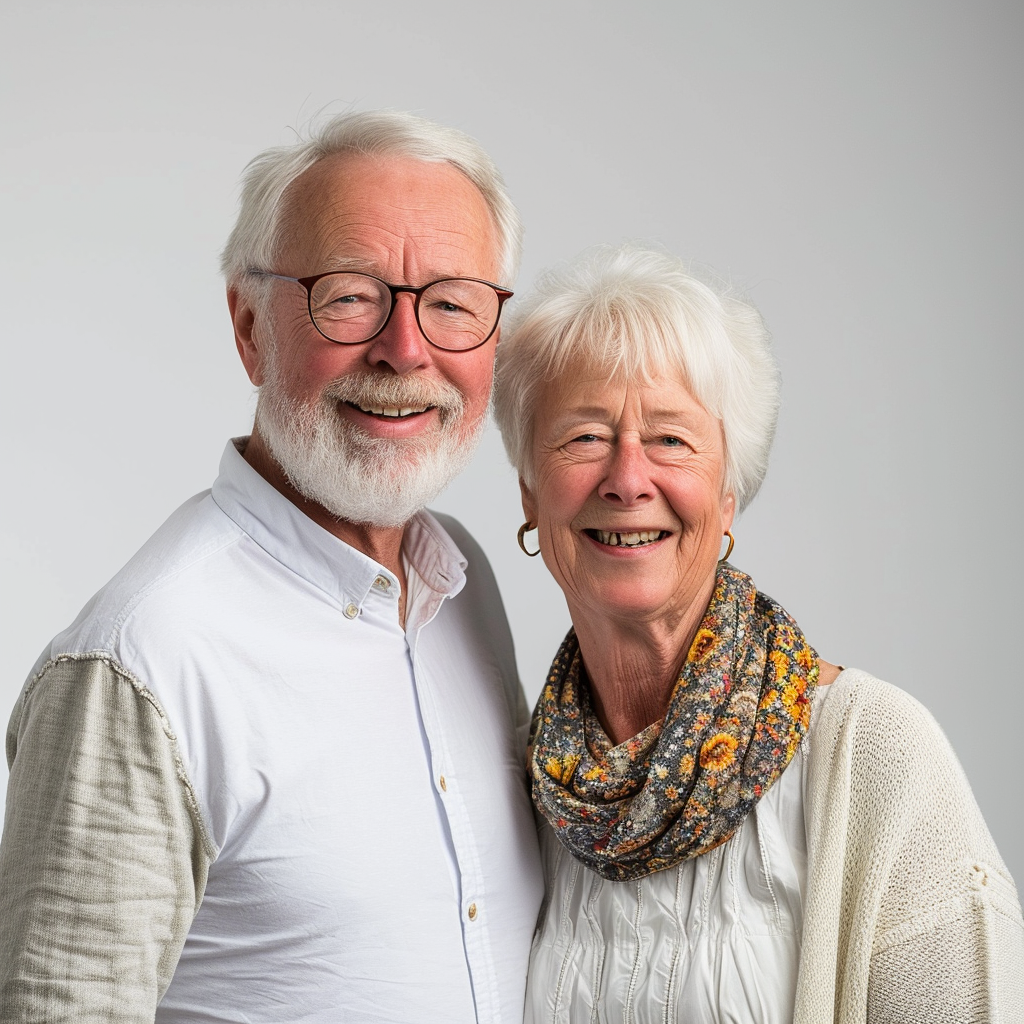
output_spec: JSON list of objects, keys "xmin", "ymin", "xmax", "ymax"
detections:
[
  {"xmin": 519, "ymin": 477, "xmax": 538, "ymax": 524},
  {"xmin": 721, "ymin": 490, "xmax": 736, "ymax": 533},
  {"xmin": 228, "ymin": 287, "xmax": 266, "ymax": 386}
]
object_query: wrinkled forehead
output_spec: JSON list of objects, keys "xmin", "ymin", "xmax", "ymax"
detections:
[
  {"xmin": 274, "ymin": 152, "xmax": 501, "ymax": 280},
  {"xmin": 539, "ymin": 358, "xmax": 707, "ymax": 420}
]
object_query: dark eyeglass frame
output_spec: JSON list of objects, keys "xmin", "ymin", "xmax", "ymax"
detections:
[{"xmin": 250, "ymin": 269, "xmax": 513, "ymax": 352}]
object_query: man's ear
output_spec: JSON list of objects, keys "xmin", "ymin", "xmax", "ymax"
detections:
[
  {"xmin": 519, "ymin": 476, "xmax": 538, "ymax": 525},
  {"xmin": 228, "ymin": 287, "xmax": 266, "ymax": 386}
]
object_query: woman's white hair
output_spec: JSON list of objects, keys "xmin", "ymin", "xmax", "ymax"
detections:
[
  {"xmin": 220, "ymin": 109, "xmax": 522, "ymax": 291},
  {"xmin": 493, "ymin": 244, "xmax": 780, "ymax": 512}
]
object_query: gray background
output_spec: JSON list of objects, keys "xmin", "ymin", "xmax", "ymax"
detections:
[{"xmin": 2, "ymin": 1, "xmax": 1021, "ymax": 885}]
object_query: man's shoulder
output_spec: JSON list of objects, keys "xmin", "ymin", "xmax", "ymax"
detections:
[
  {"xmin": 427, "ymin": 510, "xmax": 483, "ymax": 561},
  {"xmin": 43, "ymin": 488, "xmax": 244, "ymax": 664},
  {"xmin": 423, "ymin": 510, "xmax": 504, "ymax": 598}
]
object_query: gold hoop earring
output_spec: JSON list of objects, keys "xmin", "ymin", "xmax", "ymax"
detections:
[
  {"xmin": 719, "ymin": 530, "xmax": 735, "ymax": 563},
  {"xmin": 517, "ymin": 521, "xmax": 541, "ymax": 557}
]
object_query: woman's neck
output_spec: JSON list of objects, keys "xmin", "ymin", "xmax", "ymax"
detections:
[{"xmin": 571, "ymin": 594, "xmax": 711, "ymax": 746}]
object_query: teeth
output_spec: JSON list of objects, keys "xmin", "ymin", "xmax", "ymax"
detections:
[
  {"xmin": 594, "ymin": 530, "xmax": 664, "ymax": 547},
  {"xmin": 356, "ymin": 404, "xmax": 430, "ymax": 418}
]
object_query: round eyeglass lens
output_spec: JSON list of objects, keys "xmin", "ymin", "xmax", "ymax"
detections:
[
  {"xmin": 418, "ymin": 279, "xmax": 501, "ymax": 350},
  {"xmin": 309, "ymin": 273, "xmax": 391, "ymax": 343},
  {"xmin": 307, "ymin": 273, "xmax": 501, "ymax": 349}
]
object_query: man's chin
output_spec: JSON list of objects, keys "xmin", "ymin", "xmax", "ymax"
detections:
[{"xmin": 276, "ymin": 426, "xmax": 483, "ymax": 529}]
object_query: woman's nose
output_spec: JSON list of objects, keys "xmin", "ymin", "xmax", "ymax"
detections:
[{"xmin": 598, "ymin": 439, "xmax": 654, "ymax": 505}]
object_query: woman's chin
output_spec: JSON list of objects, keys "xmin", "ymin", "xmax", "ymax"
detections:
[{"xmin": 571, "ymin": 585, "xmax": 683, "ymax": 627}]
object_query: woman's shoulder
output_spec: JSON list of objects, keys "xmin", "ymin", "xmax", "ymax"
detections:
[
  {"xmin": 808, "ymin": 668, "xmax": 995, "ymax": 850},
  {"xmin": 805, "ymin": 669, "xmax": 1022, "ymax": 947},
  {"xmin": 814, "ymin": 667, "xmax": 951, "ymax": 758}
]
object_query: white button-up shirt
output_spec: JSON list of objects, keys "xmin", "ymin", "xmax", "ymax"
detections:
[{"xmin": 15, "ymin": 439, "xmax": 543, "ymax": 1023}]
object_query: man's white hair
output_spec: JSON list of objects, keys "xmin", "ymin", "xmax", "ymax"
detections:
[
  {"xmin": 220, "ymin": 109, "xmax": 522, "ymax": 292},
  {"xmin": 493, "ymin": 244, "xmax": 780, "ymax": 512}
]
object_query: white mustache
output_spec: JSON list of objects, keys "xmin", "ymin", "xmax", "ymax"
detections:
[{"xmin": 324, "ymin": 373, "xmax": 465, "ymax": 422}]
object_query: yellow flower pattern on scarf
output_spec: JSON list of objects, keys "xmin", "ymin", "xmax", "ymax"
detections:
[{"xmin": 528, "ymin": 563, "xmax": 818, "ymax": 881}]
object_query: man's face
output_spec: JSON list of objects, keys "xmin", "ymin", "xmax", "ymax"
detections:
[{"xmin": 238, "ymin": 153, "xmax": 503, "ymax": 526}]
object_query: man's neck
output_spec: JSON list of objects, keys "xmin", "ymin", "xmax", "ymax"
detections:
[{"xmin": 241, "ymin": 431, "xmax": 409, "ymax": 619}]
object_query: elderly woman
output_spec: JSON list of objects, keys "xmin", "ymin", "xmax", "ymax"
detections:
[{"xmin": 493, "ymin": 245, "xmax": 1024, "ymax": 1023}]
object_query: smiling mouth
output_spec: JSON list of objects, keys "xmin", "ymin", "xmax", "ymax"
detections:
[
  {"xmin": 345, "ymin": 401, "xmax": 433, "ymax": 419},
  {"xmin": 585, "ymin": 529, "xmax": 670, "ymax": 548}
]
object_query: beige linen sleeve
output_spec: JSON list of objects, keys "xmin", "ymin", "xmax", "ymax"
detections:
[{"xmin": 0, "ymin": 654, "xmax": 214, "ymax": 1022}]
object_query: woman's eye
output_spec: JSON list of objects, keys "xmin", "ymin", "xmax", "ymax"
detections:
[
  {"xmin": 661, "ymin": 436, "xmax": 685, "ymax": 447},
  {"xmin": 572, "ymin": 434, "xmax": 599, "ymax": 443}
]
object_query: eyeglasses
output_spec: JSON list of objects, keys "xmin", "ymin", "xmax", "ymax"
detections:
[{"xmin": 251, "ymin": 269, "xmax": 513, "ymax": 352}]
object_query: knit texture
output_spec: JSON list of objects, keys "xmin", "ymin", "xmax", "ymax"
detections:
[{"xmin": 795, "ymin": 669, "xmax": 1024, "ymax": 1022}]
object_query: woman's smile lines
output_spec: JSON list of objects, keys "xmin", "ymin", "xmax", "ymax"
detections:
[{"xmin": 586, "ymin": 529, "xmax": 669, "ymax": 548}]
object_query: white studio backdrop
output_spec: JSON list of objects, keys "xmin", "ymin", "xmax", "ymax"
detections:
[{"xmin": 2, "ymin": 1, "xmax": 1021, "ymax": 884}]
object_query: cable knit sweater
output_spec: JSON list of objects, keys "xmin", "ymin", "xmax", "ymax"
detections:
[{"xmin": 795, "ymin": 669, "xmax": 1024, "ymax": 1021}]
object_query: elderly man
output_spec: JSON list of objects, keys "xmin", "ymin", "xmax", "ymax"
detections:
[{"xmin": 0, "ymin": 112, "xmax": 542, "ymax": 1022}]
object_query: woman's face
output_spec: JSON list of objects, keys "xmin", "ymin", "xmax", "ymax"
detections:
[{"xmin": 522, "ymin": 369, "xmax": 735, "ymax": 628}]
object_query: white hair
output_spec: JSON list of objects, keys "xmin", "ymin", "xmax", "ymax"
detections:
[
  {"xmin": 492, "ymin": 244, "xmax": 780, "ymax": 512},
  {"xmin": 220, "ymin": 109, "xmax": 522, "ymax": 291}
]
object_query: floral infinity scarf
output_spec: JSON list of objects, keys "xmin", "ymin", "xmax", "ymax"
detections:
[{"xmin": 528, "ymin": 563, "xmax": 818, "ymax": 881}]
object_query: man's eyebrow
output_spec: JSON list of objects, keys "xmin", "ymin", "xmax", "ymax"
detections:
[{"xmin": 317, "ymin": 254, "xmax": 388, "ymax": 276}]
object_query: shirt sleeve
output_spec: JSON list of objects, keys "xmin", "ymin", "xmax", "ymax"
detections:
[
  {"xmin": 866, "ymin": 870, "xmax": 1024, "ymax": 1022},
  {"xmin": 0, "ymin": 654, "xmax": 214, "ymax": 1022},
  {"xmin": 859, "ymin": 690, "xmax": 1024, "ymax": 1021}
]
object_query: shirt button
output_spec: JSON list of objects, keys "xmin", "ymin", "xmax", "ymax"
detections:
[
  {"xmin": 439, "ymin": 775, "xmax": 447, "ymax": 792},
  {"xmin": 343, "ymin": 603, "xmax": 359, "ymax": 619},
  {"xmin": 372, "ymin": 575, "xmax": 391, "ymax": 592},
  {"xmin": 467, "ymin": 903, "xmax": 478, "ymax": 921}
]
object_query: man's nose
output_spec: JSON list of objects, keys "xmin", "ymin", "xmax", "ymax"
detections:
[
  {"xmin": 598, "ymin": 439, "xmax": 655, "ymax": 506},
  {"xmin": 364, "ymin": 292, "xmax": 433, "ymax": 374}
]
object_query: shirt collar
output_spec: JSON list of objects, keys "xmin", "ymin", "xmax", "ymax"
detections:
[{"xmin": 210, "ymin": 438, "xmax": 467, "ymax": 611}]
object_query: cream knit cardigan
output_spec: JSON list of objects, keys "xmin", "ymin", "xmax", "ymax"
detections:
[{"xmin": 795, "ymin": 669, "xmax": 1024, "ymax": 1021}]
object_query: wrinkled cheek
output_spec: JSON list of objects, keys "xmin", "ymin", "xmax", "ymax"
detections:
[{"xmin": 538, "ymin": 531, "xmax": 576, "ymax": 595}]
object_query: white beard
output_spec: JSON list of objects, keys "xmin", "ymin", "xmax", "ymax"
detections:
[{"xmin": 255, "ymin": 368, "xmax": 485, "ymax": 528}]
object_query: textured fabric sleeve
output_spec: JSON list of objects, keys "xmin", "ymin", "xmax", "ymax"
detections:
[
  {"xmin": 866, "ymin": 870, "xmax": 1024, "ymax": 1023},
  {"xmin": 863, "ymin": 812, "xmax": 1024, "ymax": 1022},
  {"xmin": 0, "ymin": 654, "xmax": 214, "ymax": 1022},
  {"xmin": 796, "ymin": 670, "xmax": 1024, "ymax": 1023}
]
